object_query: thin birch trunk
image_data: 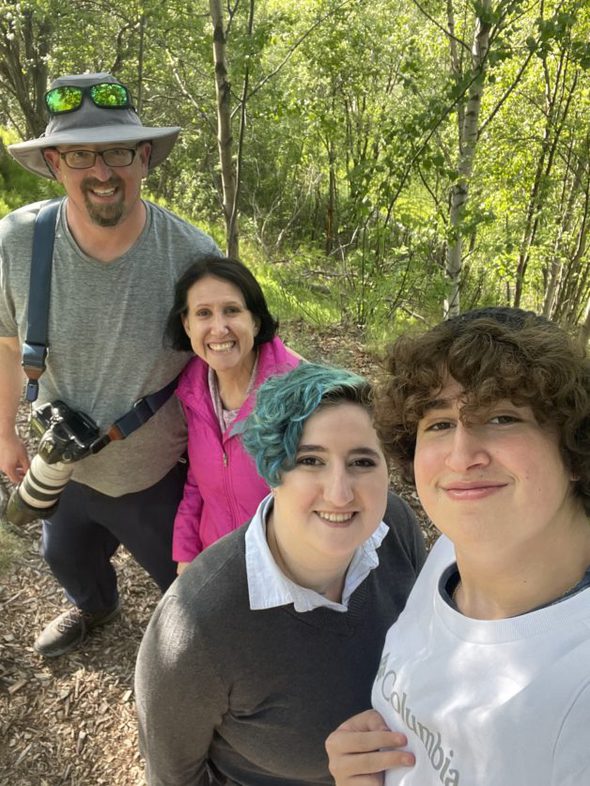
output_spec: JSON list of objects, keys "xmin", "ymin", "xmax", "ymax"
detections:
[
  {"xmin": 445, "ymin": 0, "xmax": 491, "ymax": 318},
  {"xmin": 209, "ymin": 0, "xmax": 239, "ymax": 257},
  {"xmin": 578, "ymin": 299, "xmax": 590, "ymax": 348},
  {"xmin": 554, "ymin": 181, "xmax": 590, "ymax": 326},
  {"xmin": 542, "ymin": 133, "xmax": 587, "ymax": 318},
  {"xmin": 513, "ymin": 54, "xmax": 571, "ymax": 306}
]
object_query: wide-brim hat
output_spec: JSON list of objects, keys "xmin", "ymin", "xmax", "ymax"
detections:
[{"xmin": 8, "ymin": 72, "xmax": 181, "ymax": 180}]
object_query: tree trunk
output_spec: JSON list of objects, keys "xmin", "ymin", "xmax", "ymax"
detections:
[
  {"xmin": 543, "ymin": 131, "xmax": 588, "ymax": 318},
  {"xmin": 445, "ymin": 0, "xmax": 491, "ymax": 318},
  {"xmin": 513, "ymin": 57, "xmax": 576, "ymax": 307},
  {"xmin": 137, "ymin": 13, "xmax": 146, "ymax": 114},
  {"xmin": 578, "ymin": 298, "xmax": 590, "ymax": 349},
  {"xmin": 0, "ymin": 7, "xmax": 52, "ymax": 138},
  {"xmin": 209, "ymin": 0, "xmax": 239, "ymax": 257},
  {"xmin": 326, "ymin": 140, "xmax": 336, "ymax": 256},
  {"xmin": 552, "ymin": 178, "xmax": 590, "ymax": 327}
]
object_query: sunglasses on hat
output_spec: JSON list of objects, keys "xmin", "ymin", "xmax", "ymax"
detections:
[{"xmin": 44, "ymin": 82, "xmax": 134, "ymax": 115}]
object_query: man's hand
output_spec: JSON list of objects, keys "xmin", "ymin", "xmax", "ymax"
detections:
[
  {"xmin": 326, "ymin": 709, "xmax": 415, "ymax": 786},
  {"xmin": 0, "ymin": 430, "xmax": 30, "ymax": 484}
]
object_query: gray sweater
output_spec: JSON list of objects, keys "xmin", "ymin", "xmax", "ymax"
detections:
[{"xmin": 135, "ymin": 492, "xmax": 426, "ymax": 785}]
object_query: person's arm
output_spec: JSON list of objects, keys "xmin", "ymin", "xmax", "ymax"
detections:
[
  {"xmin": 173, "ymin": 460, "xmax": 205, "ymax": 575},
  {"xmin": 0, "ymin": 336, "xmax": 29, "ymax": 483},
  {"xmin": 135, "ymin": 591, "xmax": 227, "ymax": 786},
  {"xmin": 325, "ymin": 709, "xmax": 415, "ymax": 786},
  {"xmin": 173, "ymin": 401, "xmax": 204, "ymax": 574}
]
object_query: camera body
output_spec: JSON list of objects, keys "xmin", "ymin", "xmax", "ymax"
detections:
[
  {"xmin": 2, "ymin": 401, "xmax": 100, "ymax": 527},
  {"xmin": 31, "ymin": 400, "xmax": 100, "ymax": 464}
]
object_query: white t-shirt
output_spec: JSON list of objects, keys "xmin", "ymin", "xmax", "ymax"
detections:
[{"xmin": 372, "ymin": 536, "xmax": 590, "ymax": 786}]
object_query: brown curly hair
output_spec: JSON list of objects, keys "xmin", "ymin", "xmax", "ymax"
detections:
[{"xmin": 374, "ymin": 307, "xmax": 590, "ymax": 514}]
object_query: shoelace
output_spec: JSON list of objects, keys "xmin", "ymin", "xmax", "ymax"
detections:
[{"xmin": 56, "ymin": 609, "xmax": 89, "ymax": 633}]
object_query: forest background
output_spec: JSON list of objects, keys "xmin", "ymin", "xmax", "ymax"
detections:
[{"xmin": 2, "ymin": 0, "xmax": 590, "ymax": 344}]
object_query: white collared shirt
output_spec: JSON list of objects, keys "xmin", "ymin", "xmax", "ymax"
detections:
[{"xmin": 245, "ymin": 494, "xmax": 388, "ymax": 613}]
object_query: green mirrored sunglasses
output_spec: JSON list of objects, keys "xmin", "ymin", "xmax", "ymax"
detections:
[{"xmin": 44, "ymin": 83, "xmax": 133, "ymax": 115}]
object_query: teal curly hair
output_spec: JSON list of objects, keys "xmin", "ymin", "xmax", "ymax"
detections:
[{"xmin": 241, "ymin": 363, "xmax": 371, "ymax": 487}]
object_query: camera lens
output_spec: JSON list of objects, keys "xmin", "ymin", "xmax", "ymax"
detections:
[{"xmin": 4, "ymin": 455, "xmax": 74, "ymax": 527}]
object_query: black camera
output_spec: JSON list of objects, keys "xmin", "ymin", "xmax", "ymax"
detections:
[
  {"xmin": 30, "ymin": 400, "xmax": 100, "ymax": 464},
  {"xmin": 3, "ymin": 401, "xmax": 100, "ymax": 527}
]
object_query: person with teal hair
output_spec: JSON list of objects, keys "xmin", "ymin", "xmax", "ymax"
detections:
[{"xmin": 136, "ymin": 363, "xmax": 425, "ymax": 785}]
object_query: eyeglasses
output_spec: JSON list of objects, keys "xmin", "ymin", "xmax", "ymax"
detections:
[
  {"xmin": 59, "ymin": 146, "xmax": 139, "ymax": 169},
  {"xmin": 45, "ymin": 82, "xmax": 133, "ymax": 115}
]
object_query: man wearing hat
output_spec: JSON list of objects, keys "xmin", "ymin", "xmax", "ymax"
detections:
[{"xmin": 0, "ymin": 73, "xmax": 219, "ymax": 657}]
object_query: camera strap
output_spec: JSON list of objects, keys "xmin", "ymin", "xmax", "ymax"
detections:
[
  {"xmin": 24, "ymin": 199, "xmax": 179, "ymax": 454},
  {"xmin": 89, "ymin": 375, "xmax": 180, "ymax": 455},
  {"xmin": 23, "ymin": 198, "xmax": 63, "ymax": 402}
]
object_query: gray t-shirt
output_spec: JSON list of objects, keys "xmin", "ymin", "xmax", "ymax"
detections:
[{"xmin": 0, "ymin": 199, "xmax": 219, "ymax": 495}]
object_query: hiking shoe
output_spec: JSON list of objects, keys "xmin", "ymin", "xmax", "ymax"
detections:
[{"xmin": 33, "ymin": 603, "xmax": 121, "ymax": 658}]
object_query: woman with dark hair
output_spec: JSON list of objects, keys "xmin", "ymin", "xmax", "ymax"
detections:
[
  {"xmin": 326, "ymin": 307, "xmax": 590, "ymax": 786},
  {"xmin": 136, "ymin": 363, "xmax": 426, "ymax": 785},
  {"xmin": 165, "ymin": 255, "xmax": 299, "ymax": 573}
]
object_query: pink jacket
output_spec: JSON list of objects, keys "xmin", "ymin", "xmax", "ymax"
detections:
[{"xmin": 172, "ymin": 337, "xmax": 299, "ymax": 562}]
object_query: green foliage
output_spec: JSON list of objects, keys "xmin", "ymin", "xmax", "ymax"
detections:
[
  {"xmin": 2, "ymin": 0, "xmax": 590, "ymax": 337},
  {"xmin": 0, "ymin": 128, "xmax": 62, "ymax": 217},
  {"xmin": 0, "ymin": 520, "xmax": 24, "ymax": 578},
  {"xmin": 248, "ymin": 249, "xmax": 342, "ymax": 328}
]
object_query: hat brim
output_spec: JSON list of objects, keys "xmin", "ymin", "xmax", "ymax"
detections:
[{"xmin": 8, "ymin": 125, "xmax": 181, "ymax": 179}]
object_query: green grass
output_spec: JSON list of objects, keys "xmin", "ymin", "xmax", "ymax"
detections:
[{"xmin": 0, "ymin": 521, "xmax": 24, "ymax": 578}]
